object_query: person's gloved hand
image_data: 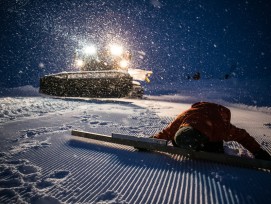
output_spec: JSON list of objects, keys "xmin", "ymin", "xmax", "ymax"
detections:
[{"xmin": 254, "ymin": 149, "xmax": 271, "ymax": 161}]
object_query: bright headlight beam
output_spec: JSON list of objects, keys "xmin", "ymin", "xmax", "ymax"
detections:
[
  {"xmin": 119, "ymin": 59, "xmax": 129, "ymax": 68},
  {"xmin": 83, "ymin": 45, "xmax": 97, "ymax": 55},
  {"xmin": 75, "ymin": 59, "xmax": 84, "ymax": 67},
  {"xmin": 109, "ymin": 44, "xmax": 123, "ymax": 56}
]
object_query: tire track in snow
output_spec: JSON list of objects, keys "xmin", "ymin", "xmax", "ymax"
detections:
[
  {"xmin": 49, "ymin": 152, "xmax": 106, "ymax": 201},
  {"xmin": 170, "ymin": 155, "xmax": 182, "ymax": 204},
  {"xmin": 124, "ymin": 162, "xmax": 159, "ymax": 202},
  {"xmin": 116, "ymin": 163, "xmax": 148, "ymax": 202},
  {"xmin": 61, "ymin": 150, "xmax": 118, "ymax": 202},
  {"xmin": 80, "ymin": 157, "xmax": 126, "ymax": 203},
  {"xmin": 60, "ymin": 138, "xmax": 135, "ymax": 203},
  {"xmin": 5, "ymin": 133, "xmax": 271, "ymax": 204},
  {"xmin": 126, "ymin": 167, "xmax": 151, "ymax": 203},
  {"xmin": 2, "ymin": 109, "xmax": 271, "ymax": 204},
  {"xmin": 113, "ymin": 161, "xmax": 147, "ymax": 200},
  {"xmin": 56, "ymin": 153, "xmax": 111, "ymax": 202},
  {"xmin": 141, "ymin": 157, "xmax": 166, "ymax": 204},
  {"xmin": 164, "ymin": 155, "xmax": 179, "ymax": 204}
]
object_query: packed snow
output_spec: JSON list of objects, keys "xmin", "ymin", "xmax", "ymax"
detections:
[{"xmin": 0, "ymin": 78, "xmax": 271, "ymax": 203}]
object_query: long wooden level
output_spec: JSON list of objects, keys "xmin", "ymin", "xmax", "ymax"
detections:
[{"xmin": 71, "ymin": 130, "xmax": 271, "ymax": 171}]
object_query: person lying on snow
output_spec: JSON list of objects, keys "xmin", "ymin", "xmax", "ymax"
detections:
[{"xmin": 152, "ymin": 102, "xmax": 271, "ymax": 161}]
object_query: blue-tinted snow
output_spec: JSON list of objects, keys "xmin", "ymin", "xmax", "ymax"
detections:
[{"xmin": 0, "ymin": 78, "xmax": 271, "ymax": 203}]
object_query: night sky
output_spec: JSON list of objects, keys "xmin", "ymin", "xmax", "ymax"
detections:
[{"xmin": 0, "ymin": 0, "xmax": 270, "ymax": 88}]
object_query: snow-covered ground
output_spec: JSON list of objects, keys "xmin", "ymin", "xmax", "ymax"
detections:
[{"xmin": 0, "ymin": 78, "xmax": 271, "ymax": 204}]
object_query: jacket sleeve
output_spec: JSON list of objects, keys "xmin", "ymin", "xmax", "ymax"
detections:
[
  {"xmin": 228, "ymin": 124, "xmax": 261, "ymax": 154},
  {"xmin": 154, "ymin": 114, "xmax": 185, "ymax": 141}
]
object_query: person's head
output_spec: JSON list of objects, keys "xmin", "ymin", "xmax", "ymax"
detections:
[{"xmin": 174, "ymin": 126, "xmax": 209, "ymax": 151}]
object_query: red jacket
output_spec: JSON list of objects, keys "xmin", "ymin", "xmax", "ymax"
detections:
[{"xmin": 155, "ymin": 102, "xmax": 261, "ymax": 154}]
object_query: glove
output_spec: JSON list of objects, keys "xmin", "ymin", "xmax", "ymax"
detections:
[{"xmin": 254, "ymin": 149, "xmax": 271, "ymax": 161}]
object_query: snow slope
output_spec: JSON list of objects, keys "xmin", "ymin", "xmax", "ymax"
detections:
[{"xmin": 0, "ymin": 78, "xmax": 271, "ymax": 204}]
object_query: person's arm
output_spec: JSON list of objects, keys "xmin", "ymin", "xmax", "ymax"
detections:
[
  {"xmin": 154, "ymin": 113, "xmax": 186, "ymax": 140},
  {"xmin": 229, "ymin": 125, "xmax": 271, "ymax": 161},
  {"xmin": 229, "ymin": 124, "xmax": 261, "ymax": 154}
]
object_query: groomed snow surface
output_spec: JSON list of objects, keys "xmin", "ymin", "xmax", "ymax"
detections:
[{"xmin": 0, "ymin": 78, "xmax": 271, "ymax": 204}]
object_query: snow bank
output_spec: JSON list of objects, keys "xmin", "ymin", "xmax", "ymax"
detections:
[
  {"xmin": 145, "ymin": 77, "xmax": 271, "ymax": 107},
  {"xmin": 0, "ymin": 97, "xmax": 90, "ymax": 124},
  {"xmin": 0, "ymin": 85, "xmax": 40, "ymax": 97}
]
